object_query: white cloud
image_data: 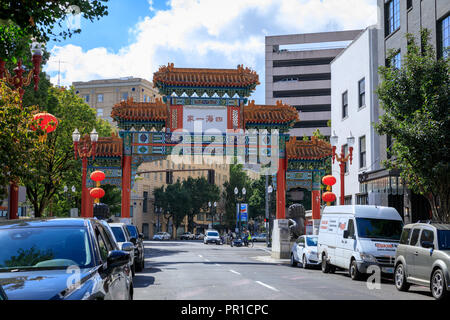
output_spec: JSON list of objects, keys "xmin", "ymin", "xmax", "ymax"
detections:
[{"xmin": 45, "ymin": 0, "xmax": 377, "ymax": 104}]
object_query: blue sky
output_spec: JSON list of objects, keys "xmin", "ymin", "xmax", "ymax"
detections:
[{"xmin": 45, "ymin": 0, "xmax": 378, "ymax": 104}]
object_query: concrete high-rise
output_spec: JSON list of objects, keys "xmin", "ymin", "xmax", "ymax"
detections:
[{"xmin": 265, "ymin": 30, "xmax": 363, "ymax": 138}]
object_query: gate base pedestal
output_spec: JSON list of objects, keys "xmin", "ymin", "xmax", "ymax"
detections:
[{"xmin": 271, "ymin": 219, "xmax": 290, "ymax": 259}]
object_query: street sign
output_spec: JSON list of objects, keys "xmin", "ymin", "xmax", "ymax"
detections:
[{"xmin": 240, "ymin": 203, "xmax": 248, "ymax": 222}]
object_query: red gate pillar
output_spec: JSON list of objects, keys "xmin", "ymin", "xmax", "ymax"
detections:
[
  {"xmin": 276, "ymin": 157, "xmax": 287, "ymax": 219},
  {"xmin": 121, "ymin": 155, "xmax": 131, "ymax": 218},
  {"xmin": 81, "ymin": 157, "xmax": 88, "ymax": 218}
]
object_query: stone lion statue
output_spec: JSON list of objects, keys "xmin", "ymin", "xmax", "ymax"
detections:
[{"xmin": 287, "ymin": 203, "xmax": 306, "ymax": 240}]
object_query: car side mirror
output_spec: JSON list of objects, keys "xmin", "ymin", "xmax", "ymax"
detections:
[
  {"xmin": 422, "ymin": 241, "xmax": 434, "ymax": 249},
  {"xmin": 107, "ymin": 250, "xmax": 130, "ymax": 269},
  {"xmin": 121, "ymin": 242, "xmax": 134, "ymax": 252},
  {"xmin": 343, "ymin": 230, "xmax": 349, "ymax": 238},
  {"xmin": 130, "ymin": 237, "xmax": 137, "ymax": 245},
  {"xmin": 139, "ymin": 233, "xmax": 144, "ymax": 239}
]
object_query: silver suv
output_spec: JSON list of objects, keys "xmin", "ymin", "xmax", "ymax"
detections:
[{"xmin": 394, "ymin": 222, "xmax": 450, "ymax": 300}]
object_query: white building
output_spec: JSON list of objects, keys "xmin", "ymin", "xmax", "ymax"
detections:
[{"xmin": 330, "ymin": 26, "xmax": 381, "ymax": 205}]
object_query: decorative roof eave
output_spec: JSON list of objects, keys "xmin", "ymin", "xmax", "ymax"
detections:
[
  {"xmin": 153, "ymin": 63, "xmax": 260, "ymax": 97},
  {"xmin": 80, "ymin": 132, "xmax": 123, "ymax": 158},
  {"xmin": 286, "ymin": 136, "xmax": 332, "ymax": 161},
  {"xmin": 244, "ymin": 100, "xmax": 299, "ymax": 127},
  {"xmin": 111, "ymin": 97, "xmax": 169, "ymax": 129}
]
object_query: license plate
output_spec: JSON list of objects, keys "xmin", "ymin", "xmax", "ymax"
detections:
[{"xmin": 382, "ymin": 267, "xmax": 394, "ymax": 274}]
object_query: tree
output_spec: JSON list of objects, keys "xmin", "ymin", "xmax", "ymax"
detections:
[
  {"xmin": 166, "ymin": 181, "xmax": 191, "ymax": 237},
  {"xmin": 0, "ymin": 1, "xmax": 109, "ymax": 43},
  {"xmin": 375, "ymin": 29, "xmax": 450, "ymax": 222},
  {"xmin": 0, "ymin": 78, "xmax": 39, "ymax": 199},
  {"xmin": 20, "ymin": 86, "xmax": 112, "ymax": 217},
  {"xmin": 183, "ymin": 177, "xmax": 220, "ymax": 232}
]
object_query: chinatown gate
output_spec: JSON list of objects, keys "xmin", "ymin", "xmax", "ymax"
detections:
[{"xmin": 83, "ymin": 63, "xmax": 331, "ymax": 258}]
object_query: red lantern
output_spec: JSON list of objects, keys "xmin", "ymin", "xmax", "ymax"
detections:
[
  {"xmin": 90, "ymin": 187, "xmax": 105, "ymax": 199},
  {"xmin": 31, "ymin": 112, "xmax": 58, "ymax": 142},
  {"xmin": 322, "ymin": 175, "xmax": 336, "ymax": 186},
  {"xmin": 322, "ymin": 192, "xmax": 336, "ymax": 203},
  {"xmin": 90, "ymin": 170, "xmax": 105, "ymax": 182}
]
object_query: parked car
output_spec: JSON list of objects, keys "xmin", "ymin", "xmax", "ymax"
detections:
[
  {"xmin": 0, "ymin": 285, "xmax": 7, "ymax": 300},
  {"xmin": 204, "ymin": 230, "xmax": 221, "ymax": 245},
  {"xmin": 291, "ymin": 235, "xmax": 320, "ymax": 269},
  {"xmin": 126, "ymin": 224, "xmax": 145, "ymax": 272},
  {"xmin": 195, "ymin": 233, "xmax": 205, "ymax": 240},
  {"xmin": 0, "ymin": 218, "xmax": 133, "ymax": 300},
  {"xmin": 153, "ymin": 232, "xmax": 171, "ymax": 241},
  {"xmin": 180, "ymin": 232, "xmax": 195, "ymax": 240},
  {"xmin": 252, "ymin": 233, "xmax": 267, "ymax": 242},
  {"xmin": 394, "ymin": 222, "xmax": 450, "ymax": 300},
  {"xmin": 109, "ymin": 223, "xmax": 136, "ymax": 276},
  {"xmin": 317, "ymin": 205, "xmax": 403, "ymax": 280}
]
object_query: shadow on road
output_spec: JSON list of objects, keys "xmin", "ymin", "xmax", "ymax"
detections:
[
  {"xmin": 133, "ymin": 275, "xmax": 155, "ymax": 288},
  {"xmin": 147, "ymin": 260, "xmax": 282, "ymax": 268},
  {"xmin": 144, "ymin": 247, "xmax": 187, "ymax": 258}
]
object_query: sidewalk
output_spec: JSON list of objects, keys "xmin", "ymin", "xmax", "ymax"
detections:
[{"xmin": 252, "ymin": 246, "xmax": 291, "ymax": 265}]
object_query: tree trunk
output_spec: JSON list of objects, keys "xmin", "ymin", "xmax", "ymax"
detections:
[{"xmin": 428, "ymin": 192, "xmax": 450, "ymax": 223}]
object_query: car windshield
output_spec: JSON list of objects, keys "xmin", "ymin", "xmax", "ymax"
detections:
[
  {"xmin": 437, "ymin": 230, "xmax": 450, "ymax": 250},
  {"xmin": 111, "ymin": 226, "xmax": 126, "ymax": 242},
  {"xmin": 355, "ymin": 218, "xmax": 403, "ymax": 240},
  {"xmin": 207, "ymin": 231, "xmax": 219, "ymax": 237},
  {"xmin": 306, "ymin": 236, "xmax": 318, "ymax": 246},
  {"xmin": 126, "ymin": 225, "xmax": 138, "ymax": 238},
  {"xmin": 0, "ymin": 227, "xmax": 93, "ymax": 271}
]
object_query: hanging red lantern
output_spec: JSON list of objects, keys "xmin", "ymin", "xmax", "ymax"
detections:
[
  {"xmin": 90, "ymin": 170, "xmax": 105, "ymax": 182},
  {"xmin": 31, "ymin": 112, "xmax": 58, "ymax": 142},
  {"xmin": 322, "ymin": 175, "xmax": 336, "ymax": 186},
  {"xmin": 90, "ymin": 187, "xmax": 105, "ymax": 204},
  {"xmin": 322, "ymin": 192, "xmax": 336, "ymax": 203}
]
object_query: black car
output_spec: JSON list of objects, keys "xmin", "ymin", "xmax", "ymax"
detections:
[
  {"xmin": 0, "ymin": 218, "xmax": 133, "ymax": 300},
  {"xmin": 126, "ymin": 224, "xmax": 145, "ymax": 272}
]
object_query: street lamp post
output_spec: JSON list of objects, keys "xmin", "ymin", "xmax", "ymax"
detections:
[
  {"xmin": 234, "ymin": 187, "xmax": 246, "ymax": 238},
  {"xmin": 330, "ymin": 131, "xmax": 355, "ymax": 205},
  {"xmin": 72, "ymin": 128, "xmax": 99, "ymax": 217},
  {"xmin": 1, "ymin": 41, "xmax": 44, "ymax": 220},
  {"xmin": 266, "ymin": 185, "xmax": 273, "ymax": 247},
  {"xmin": 208, "ymin": 201, "xmax": 217, "ymax": 229}
]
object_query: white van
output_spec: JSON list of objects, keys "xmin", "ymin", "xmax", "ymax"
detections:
[{"xmin": 317, "ymin": 205, "xmax": 403, "ymax": 280}]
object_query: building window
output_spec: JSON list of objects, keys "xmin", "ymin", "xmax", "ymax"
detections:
[
  {"xmin": 359, "ymin": 136, "xmax": 366, "ymax": 169},
  {"xmin": 121, "ymin": 92, "xmax": 128, "ymax": 101},
  {"xmin": 97, "ymin": 108, "xmax": 104, "ymax": 117},
  {"xmin": 356, "ymin": 194, "xmax": 368, "ymax": 205},
  {"xmin": 439, "ymin": 15, "xmax": 449, "ymax": 59},
  {"xmin": 407, "ymin": 0, "xmax": 412, "ymax": 10},
  {"xmin": 342, "ymin": 91, "xmax": 348, "ymax": 119},
  {"xmin": 97, "ymin": 94, "xmax": 103, "ymax": 103},
  {"xmin": 83, "ymin": 94, "xmax": 90, "ymax": 103},
  {"xmin": 392, "ymin": 52, "xmax": 401, "ymax": 69},
  {"xmin": 343, "ymin": 195, "xmax": 352, "ymax": 205},
  {"xmin": 386, "ymin": 0, "xmax": 400, "ymax": 36},
  {"xmin": 358, "ymin": 78, "xmax": 365, "ymax": 108},
  {"xmin": 143, "ymin": 191, "xmax": 148, "ymax": 213}
]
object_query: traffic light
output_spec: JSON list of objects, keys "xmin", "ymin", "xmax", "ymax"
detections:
[
  {"xmin": 207, "ymin": 169, "xmax": 215, "ymax": 184},
  {"xmin": 166, "ymin": 171, "xmax": 173, "ymax": 184},
  {"xmin": 264, "ymin": 218, "xmax": 268, "ymax": 223}
]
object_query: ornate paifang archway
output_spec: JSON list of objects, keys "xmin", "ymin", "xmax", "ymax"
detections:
[{"xmin": 85, "ymin": 63, "xmax": 331, "ymax": 227}]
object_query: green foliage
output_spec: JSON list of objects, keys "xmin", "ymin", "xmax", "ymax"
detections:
[
  {"xmin": 100, "ymin": 184, "xmax": 121, "ymax": 216},
  {"xmin": 20, "ymin": 85, "xmax": 112, "ymax": 217},
  {"xmin": 153, "ymin": 177, "xmax": 220, "ymax": 233},
  {"xmin": 2, "ymin": 246, "xmax": 54, "ymax": 268},
  {"xmin": 0, "ymin": 1, "xmax": 109, "ymax": 43},
  {"xmin": 375, "ymin": 29, "xmax": 450, "ymax": 222},
  {"xmin": 0, "ymin": 79, "xmax": 40, "ymax": 198}
]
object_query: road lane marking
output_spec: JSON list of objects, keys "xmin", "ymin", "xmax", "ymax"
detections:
[
  {"xmin": 204, "ymin": 258, "xmax": 210, "ymax": 262},
  {"xmin": 198, "ymin": 255, "xmax": 203, "ymax": 258},
  {"xmin": 229, "ymin": 269, "xmax": 241, "ymax": 275},
  {"xmin": 215, "ymin": 264, "xmax": 221, "ymax": 267},
  {"xmin": 255, "ymin": 281, "xmax": 280, "ymax": 292}
]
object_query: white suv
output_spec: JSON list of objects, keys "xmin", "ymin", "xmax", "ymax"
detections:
[{"xmin": 204, "ymin": 230, "xmax": 221, "ymax": 245}]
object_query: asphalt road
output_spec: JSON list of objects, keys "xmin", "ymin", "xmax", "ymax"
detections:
[{"xmin": 133, "ymin": 240, "xmax": 433, "ymax": 300}]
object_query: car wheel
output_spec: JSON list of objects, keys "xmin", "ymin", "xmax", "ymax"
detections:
[
  {"xmin": 349, "ymin": 259, "xmax": 363, "ymax": 281},
  {"xmin": 302, "ymin": 255, "xmax": 308, "ymax": 269},
  {"xmin": 394, "ymin": 263, "xmax": 410, "ymax": 292},
  {"xmin": 290, "ymin": 253, "xmax": 297, "ymax": 267},
  {"xmin": 431, "ymin": 268, "xmax": 448, "ymax": 300},
  {"xmin": 321, "ymin": 254, "xmax": 330, "ymax": 273}
]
